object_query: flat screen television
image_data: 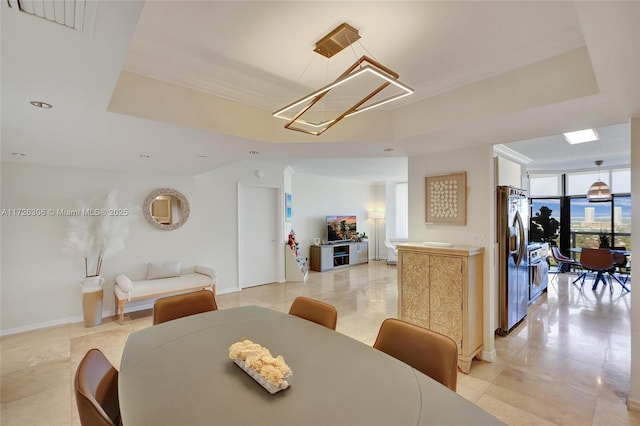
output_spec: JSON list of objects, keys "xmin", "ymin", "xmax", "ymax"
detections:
[{"xmin": 326, "ymin": 215, "xmax": 357, "ymax": 242}]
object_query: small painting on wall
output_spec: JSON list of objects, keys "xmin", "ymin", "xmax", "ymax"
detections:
[
  {"xmin": 285, "ymin": 193, "xmax": 292, "ymax": 222},
  {"xmin": 425, "ymin": 172, "xmax": 467, "ymax": 225}
]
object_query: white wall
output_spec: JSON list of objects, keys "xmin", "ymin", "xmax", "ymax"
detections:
[
  {"xmin": 0, "ymin": 161, "xmax": 381, "ymax": 334},
  {"xmin": 0, "ymin": 161, "xmax": 289, "ymax": 333},
  {"xmin": 407, "ymin": 144, "xmax": 497, "ymax": 360},
  {"xmin": 495, "ymin": 156, "xmax": 524, "ymax": 188},
  {"xmin": 194, "ymin": 160, "xmax": 288, "ymax": 293},
  {"xmin": 1, "ymin": 162, "xmax": 206, "ymax": 331},
  {"xmin": 291, "ymin": 174, "xmax": 377, "ymax": 263}
]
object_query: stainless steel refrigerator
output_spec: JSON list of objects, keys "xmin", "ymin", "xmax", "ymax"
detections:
[{"xmin": 496, "ymin": 186, "xmax": 529, "ymax": 336}]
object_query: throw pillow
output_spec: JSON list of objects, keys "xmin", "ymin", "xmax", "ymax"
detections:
[{"xmin": 147, "ymin": 261, "xmax": 181, "ymax": 280}]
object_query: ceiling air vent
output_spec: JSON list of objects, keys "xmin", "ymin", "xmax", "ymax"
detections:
[{"xmin": 6, "ymin": 0, "xmax": 97, "ymax": 33}]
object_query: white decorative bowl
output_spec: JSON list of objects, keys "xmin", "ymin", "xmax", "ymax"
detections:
[{"xmin": 233, "ymin": 359, "xmax": 293, "ymax": 394}]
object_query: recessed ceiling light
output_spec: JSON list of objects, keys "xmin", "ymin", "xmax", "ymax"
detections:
[
  {"xmin": 249, "ymin": 151, "xmax": 259, "ymax": 155},
  {"xmin": 30, "ymin": 101, "xmax": 52, "ymax": 109},
  {"xmin": 12, "ymin": 152, "xmax": 26, "ymax": 157},
  {"xmin": 139, "ymin": 154, "xmax": 151, "ymax": 158},
  {"xmin": 563, "ymin": 128, "xmax": 599, "ymax": 144}
]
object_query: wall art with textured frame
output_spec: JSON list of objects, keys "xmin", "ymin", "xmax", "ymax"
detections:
[{"xmin": 425, "ymin": 172, "xmax": 467, "ymax": 225}]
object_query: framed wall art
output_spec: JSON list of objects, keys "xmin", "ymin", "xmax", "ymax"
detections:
[
  {"xmin": 285, "ymin": 193, "xmax": 292, "ymax": 222},
  {"xmin": 425, "ymin": 172, "xmax": 467, "ymax": 225}
]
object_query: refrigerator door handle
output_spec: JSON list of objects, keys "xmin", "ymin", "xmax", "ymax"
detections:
[
  {"xmin": 513, "ymin": 211, "xmax": 526, "ymax": 266},
  {"xmin": 508, "ymin": 227, "xmax": 518, "ymax": 255}
]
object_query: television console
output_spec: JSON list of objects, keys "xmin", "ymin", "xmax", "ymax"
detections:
[{"xmin": 309, "ymin": 241, "xmax": 368, "ymax": 272}]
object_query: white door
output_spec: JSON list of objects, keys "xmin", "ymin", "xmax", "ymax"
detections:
[{"xmin": 238, "ymin": 185, "xmax": 278, "ymax": 288}]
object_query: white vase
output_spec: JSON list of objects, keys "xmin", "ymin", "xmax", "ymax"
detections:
[{"xmin": 81, "ymin": 276, "xmax": 104, "ymax": 327}]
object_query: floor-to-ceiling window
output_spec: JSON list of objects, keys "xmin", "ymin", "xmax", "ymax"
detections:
[
  {"xmin": 529, "ymin": 173, "xmax": 562, "ymax": 248},
  {"xmin": 613, "ymin": 195, "xmax": 632, "ymax": 249},
  {"xmin": 569, "ymin": 196, "xmax": 612, "ymax": 248},
  {"xmin": 530, "ymin": 198, "xmax": 561, "ymax": 247},
  {"xmin": 529, "ymin": 167, "xmax": 632, "ymax": 253}
]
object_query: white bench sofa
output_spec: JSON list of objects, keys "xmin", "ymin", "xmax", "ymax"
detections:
[
  {"xmin": 384, "ymin": 238, "xmax": 408, "ymax": 265},
  {"xmin": 114, "ymin": 262, "xmax": 217, "ymax": 324}
]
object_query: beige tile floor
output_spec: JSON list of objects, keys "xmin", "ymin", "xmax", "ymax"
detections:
[{"xmin": 1, "ymin": 261, "xmax": 639, "ymax": 426}]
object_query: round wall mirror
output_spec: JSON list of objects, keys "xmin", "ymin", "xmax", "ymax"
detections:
[{"xmin": 143, "ymin": 188, "xmax": 190, "ymax": 231}]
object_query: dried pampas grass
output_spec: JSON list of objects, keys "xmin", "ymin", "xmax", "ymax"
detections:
[{"xmin": 64, "ymin": 190, "xmax": 132, "ymax": 277}]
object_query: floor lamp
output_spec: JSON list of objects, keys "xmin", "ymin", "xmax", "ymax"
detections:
[{"xmin": 368, "ymin": 210, "xmax": 385, "ymax": 261}]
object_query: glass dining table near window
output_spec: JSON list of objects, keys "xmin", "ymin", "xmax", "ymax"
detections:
[{"xmin": 119, "ymin": 305, "xmax": 504, "ymax": 426}]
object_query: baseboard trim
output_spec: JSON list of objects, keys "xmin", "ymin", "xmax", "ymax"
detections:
[
  {"xmin": 1, "ymin": 287, "xmax": 236, "ymax": 336},
  {"xmin": 0, "ymin": 315, "xmax": 83, "ymax": 337},
  {"xmin": 627, "ymin": 396, "xmax": 640, "ymax": 412},
  {"xmin": 0, "ymin": 301, "xmax": 158, "ymax": 336}
]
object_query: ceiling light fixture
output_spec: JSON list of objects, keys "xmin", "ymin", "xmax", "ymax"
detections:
[
  {"xmin": 30, "ymin": 101, "xmax": 52, "ymax": 109},
  {"xmin": 563, "ymin": 128, "xmax": 599, "ymax": 145},
  {"xmin": 587, "ymin": 160, "xmax": 612, "ymax": 202},
  {"xmin": 273, "ymin": 23, "xmax": 413, "ymax": 136}
]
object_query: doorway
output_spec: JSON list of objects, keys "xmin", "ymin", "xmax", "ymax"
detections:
[{"xmin": 238, "ymin": 184, "xmax": 280, "ymax": 288}]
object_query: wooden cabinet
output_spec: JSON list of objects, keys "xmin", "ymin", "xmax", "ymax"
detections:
[
  {"xmin": 310, "ymin": 242, "xmax": 368, "ymax": 272},
  {"xmin": 397, "ymin": 244, "xmax": 483, "ymax": 373}
]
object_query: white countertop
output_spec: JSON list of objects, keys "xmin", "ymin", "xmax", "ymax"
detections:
[{"xmin": 397, "ymin": 242, "xmax": 484, "ymax": 255}]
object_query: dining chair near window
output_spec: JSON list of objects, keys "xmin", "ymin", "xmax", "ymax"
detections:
[
  {"xmin": 610, "ymin": 253, "xmax": 631, "ymax": 292},
  {"xmin": 550, "ymin": 246, "xmax": 581, "ymax": 282},
  {"xmin": 610, "ymin": 247, "xmax": 631, "ymax": 283},
  {"xmin": 152, "ymin": 290, "xmax": 218, "ymax": 325},
  {"xmin": 75, "ymin": 348, "xmax": 122, "ymax": 426},
  {"xmin": 373, "ymin": 318, "xmax": 458, "ymax": 391},
  {"xmin": 288, "ymin": 296, "xmax": 338, "ymax": 330},
  {"xmin": 614, "ymin": 254, "xmax": 631, "ymax": 284},
  {"xmin": 577, "ymin": 248, "xmax": 628, "ymax": 292}
]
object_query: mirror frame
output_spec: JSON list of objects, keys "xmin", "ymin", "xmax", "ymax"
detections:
[{"xmin": 143, "ymin": 188, "xmax": 190, "ymax": 231}]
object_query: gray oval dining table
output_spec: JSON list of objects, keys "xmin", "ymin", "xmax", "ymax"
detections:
[{"xmin": 119, "ymin": 305, "xmax": 504, "ymax": 426}]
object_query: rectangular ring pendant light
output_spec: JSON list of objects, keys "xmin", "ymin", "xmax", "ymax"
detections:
[
  {"xmin": 273, "ymin": 23, "xmax": 414, "ymax": 136},
  {"xmin": 273, "ymin": 56, "xmax": 414, "ymax": 136}
]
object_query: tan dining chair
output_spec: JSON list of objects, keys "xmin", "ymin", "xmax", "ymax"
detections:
[
  {"xmin": 373, "ymin": 318, "xmax": 458, "ymax": 391},
  {"xmin": 153, "ymin": 290, "xmax": 218, "ymax": 325},
  {"xmin": 288, "ymin": 296, "xmax": 338, "ymax": 330},
  {"xmin": 578, "ymin": 248, "xmax": 617, "ymax": 292},
  {"xmin": 75, "ymin": 348, "xmax": 122, "ymax": 426}
]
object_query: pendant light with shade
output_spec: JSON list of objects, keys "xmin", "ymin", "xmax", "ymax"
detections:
[{"xmin": 587, "ymin": 160, "xmax": 612, "ymax": 202}]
